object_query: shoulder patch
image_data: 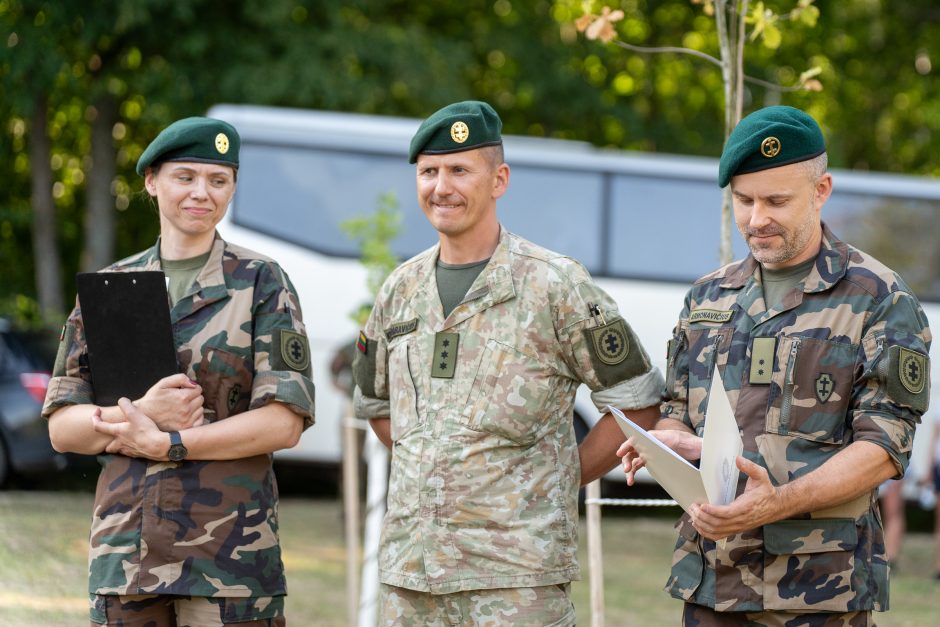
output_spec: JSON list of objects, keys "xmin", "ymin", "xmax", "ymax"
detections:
[
  {"xmin": 274, "ymin": 329, "xmax": 310, "ymax": 374},
  {"xmin": 582, "ymin": 318, "xmax": 650, "ymax": 388},
  {"xmin": 898, "ymin": 347, "xmax": 927, "ymax": 395},
  {"xmin": 885, "ymin": 345, "xmax": 929, "ymax": 412},
  {"xmin": 689, "ymin": 309, "xmax": 734, "ymax": 324},
  {"xmin": 385, "ymin": 318, "xmax": 418, "ymax": 341},
  {"xmin": 353, "ymin": 335, "xmax": 379, "ymax": 398},
  {"xmin": 590, "ymin": 319, "xmax": 630, "ymax": 366}
]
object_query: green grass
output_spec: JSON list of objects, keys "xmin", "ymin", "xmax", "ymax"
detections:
[{"xmin": 0, "ymin": 492, "xmax": 936, "ymax": 626}]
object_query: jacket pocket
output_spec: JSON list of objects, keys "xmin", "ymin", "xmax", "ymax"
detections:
[
  {"xmin": 762, "ymin": 518, "xmax": 858, "ymax": 612},
  {"xmin": 685, "ymin": 326, "xmax": 732, "ymax": 433},
  {"xmin": 461, "ymin": 339, "xmax": 557, "ymax": 446},
  {"xmin": 197, "ymin": 345, "xmax": 252, "ymax": 420},
  {"xmin": 387, "ymin": 339, "xmax": 420, "ymax": 442},
  {"xmin": 768, "ymin": 336, "xmax": 856, "ymax": 443},
  {"xmin": 665, "ymin": 320, "xmax": 689, "ymax": 397},
  {"xmin": 665, "ymin": 513, "xmax": 705, "ymax": 601}
]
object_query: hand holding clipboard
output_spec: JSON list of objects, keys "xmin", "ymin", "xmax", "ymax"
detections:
[{"xmin": 76, "ymin": 271, "xmax": 179, "ymax": 407}]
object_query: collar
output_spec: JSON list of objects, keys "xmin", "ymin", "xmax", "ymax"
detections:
[
  {"xmin": 412, "ymin": 226, "xmax": 517, "ymax": 331},
  {"xmin": 720, "ymin": 222, "xmax": 849, "ymax": 294}
]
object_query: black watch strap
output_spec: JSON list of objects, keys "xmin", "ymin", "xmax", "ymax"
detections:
[{"xmin": 168, "ymin": 431, "xmax": 188, "ymax": 461}]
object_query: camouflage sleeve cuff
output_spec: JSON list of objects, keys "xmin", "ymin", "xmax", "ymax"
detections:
[
  {"xmin": 851, "ymin": 410, "xmax": 915, "ymax": 477},
  {"xmin": 659, "ymin": 400, "xmax": 692, "ymax": 429},
  {"xmin": 41, "ymin": 376, "xmax": 94, "ymax": 418},
  {"xmin": 250, "ymin": 371, "xmax": 316, "ymax": 429},
  {"xmin": 590, "ymin": 367, "xmax": 665, "ymax": 413},
  {"xmin": 353, "ymin": 385, "xmax": 390, "ymax": 420}
]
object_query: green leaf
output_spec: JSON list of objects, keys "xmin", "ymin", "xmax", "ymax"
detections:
[{"xmin": 762, "ymin": 23, "xmax": 782, "ymax": 49}]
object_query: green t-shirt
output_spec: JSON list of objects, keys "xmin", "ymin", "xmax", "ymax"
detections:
[
  {"xmin": 436, "ymin": 257, "xmax": 490, "ymax": 318},
  {"xmin": 760, "ymin": 257, "xmax": 816, "ymax": 311},
  {"xmin": 162, "ymin": 251, "xmax": 211, "ymax": 305}
]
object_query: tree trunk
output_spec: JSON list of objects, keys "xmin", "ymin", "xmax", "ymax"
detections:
[
  {"xmin": 84, "ymin": 94, "xmax": 118, "ymax": 272},
  {"xmin": 29, "ymin": 93, "xmax": 64, "ymax": 320},
  {"xmin": 715, "ymin": 0, "xmax": 748, "ymax": 267}
]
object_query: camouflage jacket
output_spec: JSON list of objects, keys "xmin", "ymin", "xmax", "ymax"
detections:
[
  {"xmin": 43, "ymin": 234, "xmax": 316, "ymax": 598},
  {"xmin": 663, "ymin": 225, "xmax": 931, "ymax": 613},
  {"xmin": 353, "ymin": 227, "xmax": 663, "ymax": 594}
]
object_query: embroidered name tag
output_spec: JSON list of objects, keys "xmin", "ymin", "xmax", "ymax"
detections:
[
  {"xmin": 689, "ymin": 309, "xmax": 734, "ymax": 324},
  {"xmin": 385, "ymin": 318, "xmax": 418, "ymax": 341}
]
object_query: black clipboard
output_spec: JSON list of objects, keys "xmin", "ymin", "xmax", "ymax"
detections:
[{"xmin": 76, "ymin": 271, "xmax": 179, "ymax": 406}]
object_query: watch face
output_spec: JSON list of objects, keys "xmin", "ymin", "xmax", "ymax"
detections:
[{"xmin": 168, "ymin": 444, "xmax": 188, "ymax": 462}]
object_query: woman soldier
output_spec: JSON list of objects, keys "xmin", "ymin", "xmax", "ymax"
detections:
[{"xmin": 44, "ymin": 117, "xmax": 315, "ymax": 626}]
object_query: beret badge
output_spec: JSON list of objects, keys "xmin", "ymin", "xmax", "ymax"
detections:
[
  {"xmin": 760, "ymin": 136, "xmax": 781, "ymax": 158},
  {"xmin": 450, "ymin": 121, "xmax": 469, "ymax": 144},
  {"xmin": 215, "ymin": 133, "xmax": 230, "ymax": 155}
]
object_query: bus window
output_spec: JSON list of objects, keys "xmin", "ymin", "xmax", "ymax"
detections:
[
  {"xmin": 234, "ymin": 143, "xmax": 437, "ymax": 259},
  {"xmin": 498, "ymin": 164, "xmax": 604, "ymax": 272},
  {"xmin": 608, "ymin": 174, "xmax": 746, "ymax": 282},
  {"xmin": 824, "ymin": 192, "xmax": 940, "ymax": 302}
]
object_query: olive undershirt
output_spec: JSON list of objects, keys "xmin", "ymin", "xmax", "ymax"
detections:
[
  {"xmin": 436, "ymin": 257, "xmax": 490, "ymax": 318},
  {"xmin": 760, "ymin": 257, "xmax": 816, "ymax": 312},
  {"xmin": 162, "ymin": 251, "xmax": 211, "ymax": 306}
]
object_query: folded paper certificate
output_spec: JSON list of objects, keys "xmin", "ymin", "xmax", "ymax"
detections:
[
  {"xmin": 77, "ymin": 271, "xmax": 179, "ymax": 407},
  {"xmin": 609, "ymin": 367, "xmax": 743, "ymax": 513}
]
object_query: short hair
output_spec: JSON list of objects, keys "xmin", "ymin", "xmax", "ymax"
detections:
[
  {"xmin": 799, "ymin": 152, "xmax": 828, "ymax": 181},
  {"xmin": 481, "ymin": 144, "xmax": 504, "ymax": 170}
]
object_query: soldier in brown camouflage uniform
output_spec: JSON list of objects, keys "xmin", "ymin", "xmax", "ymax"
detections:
[
  {"xmin": 620, "ymin": 106, "xmax": 931, "ymax": 626},
  {"xmin": 43, "ymin": 117, "xmax": 315, "ymax": 626},
  {"xmin": 352, "ymin": 101, "xmax": 664, "ymax": 626}
]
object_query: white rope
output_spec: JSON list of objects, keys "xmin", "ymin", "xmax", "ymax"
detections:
[{"xmin": 583, "ymin": 498, "xmax": 679, "ymax": 507}]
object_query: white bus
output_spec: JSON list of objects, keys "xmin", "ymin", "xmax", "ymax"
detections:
[{"xmin": 210, "ymin": 103, "xmax": 940, "ymax": 487}]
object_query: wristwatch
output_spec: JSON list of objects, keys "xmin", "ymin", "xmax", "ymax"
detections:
[{"xmin": 167, "ymin": 431, "xmax": 188, "ymax": 462}]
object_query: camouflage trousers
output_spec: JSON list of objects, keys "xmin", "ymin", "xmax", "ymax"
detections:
[
  {"xmin": 378, "ymin": 583, "xmax": 576, "ymax": 627},
  {"xmin": 90, "ymin": 593, "xmax": 286, "ymax": 626},
  {"xmin": 682, "ymin": 602, "xmax": 873, "ymax": 627}
]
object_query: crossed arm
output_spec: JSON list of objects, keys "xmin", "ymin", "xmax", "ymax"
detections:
[{"xmin": 48, "ymin": 373, "xmax": 303, "ymax": 461}]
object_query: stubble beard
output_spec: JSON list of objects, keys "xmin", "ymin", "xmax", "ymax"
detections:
[{"xmin": 745, "ymin": 203, "xmax": 818, "ymax": 266}]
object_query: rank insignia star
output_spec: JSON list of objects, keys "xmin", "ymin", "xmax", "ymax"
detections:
[{"xmin": 432, "ymin": 332, "xmax": 459, "ymax": 378}]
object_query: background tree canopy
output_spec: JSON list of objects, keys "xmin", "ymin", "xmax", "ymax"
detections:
[{"xmin": 2, "ymin": 0, "xmax": 938, "ymax": 325}]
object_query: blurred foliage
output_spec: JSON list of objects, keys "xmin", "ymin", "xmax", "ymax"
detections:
[
  {"xmin": 1, "ymin": 0, "xmax": 939, "ymax": 312},
  {"xmin": 341, "ymin": 192, "xmax": 402, "ymax": 327}
]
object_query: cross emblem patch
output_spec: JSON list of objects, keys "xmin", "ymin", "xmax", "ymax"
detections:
[{"xmin": 815, "ymin": 373, "xmax": 833, "ymax": 403}]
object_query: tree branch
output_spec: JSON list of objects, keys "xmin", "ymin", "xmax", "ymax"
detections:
[
  {"xmin": 611, "ymin": 37, "xmax": 805, "ymax": 92},
  {"xmin": 611, "ymin": 40, "xmax": 722, "ymax": 68}
]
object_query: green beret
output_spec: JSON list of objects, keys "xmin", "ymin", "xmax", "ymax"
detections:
[
  {"xmin": 408, "ymin": 100, "xmax": 502, "ymax": 164},
  {"xmin": 136, "ymin": 117, "xmax": 239, "ymax": 176},
  {"xmin": 718, "ymin": 105, "xmax": 825, "ymax": 188}
]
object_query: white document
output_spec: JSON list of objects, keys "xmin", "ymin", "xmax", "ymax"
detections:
[{"xmin": 609, "ymin": 366, "xmax": 743, "ymax": 513}]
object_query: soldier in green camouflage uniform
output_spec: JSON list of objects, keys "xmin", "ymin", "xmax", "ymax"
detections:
[
  {"xmin": 43, "ymin": 117, "xmax": 315, "ymax": 626},
  {"xmin": 353, "ymin": 101, "xmax": 663, "ymax": 626},
  {"xmin": 620, "ymin": 106, "xmax": 931, "ymax": 626}
]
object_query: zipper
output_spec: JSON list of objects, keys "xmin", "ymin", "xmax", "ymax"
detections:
[
  {"xmin": 707, "ymin": 333, "xmax": 723, "ymax": 374},
  {"xmin": 666, "ymin": 328, "xmax": 687, "ymax": 391},
  {"xmin": 779, "ymin": 337, "xmax": 802, "ymax": 434},
  {"xmin": 873, "ymin": 337, "xmax": 887, "ymax": 381}
]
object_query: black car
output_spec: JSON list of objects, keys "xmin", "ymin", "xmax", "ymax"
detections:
[{"xmin": 0, "ymin": 318, "xmax": 67, "ymax": 486}]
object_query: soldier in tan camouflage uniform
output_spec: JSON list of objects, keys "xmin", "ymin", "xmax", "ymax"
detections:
[
  {"xmin": 44, "ymin": 117, "xmax": 315, "ymax": 626},
  {"xmin": 352, "ymin": 100, "xmax": 664, "ymax": 626},
  {"xmin": 619, "ymin": 106, "xmax": 931, "ymax": 626}
]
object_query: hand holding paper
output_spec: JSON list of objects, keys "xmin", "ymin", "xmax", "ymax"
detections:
[{"xmin": 611, "ymin": 366, "xmax": 743, "ymax": 513}]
